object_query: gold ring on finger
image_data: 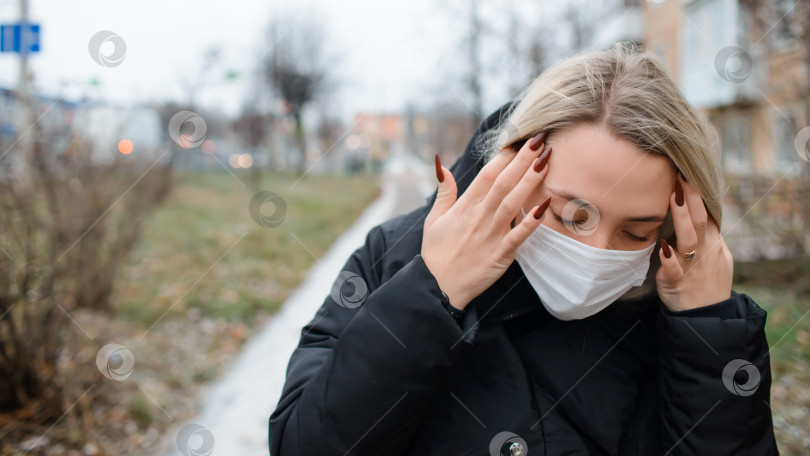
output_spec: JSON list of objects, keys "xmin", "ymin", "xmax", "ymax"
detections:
[{"xmin": 679, "ymin": 250, "xmax": 696, "ymax": 261}]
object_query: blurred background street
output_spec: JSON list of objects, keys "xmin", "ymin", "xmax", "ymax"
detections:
[
  {"xmin": 0, "ymin": 0, "xmax": 809, "ymax": 455},
  {"xmin": 154, "ymin": 150, "xmax": 433, "ymax": 455}
]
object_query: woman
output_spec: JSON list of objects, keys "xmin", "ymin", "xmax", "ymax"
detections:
[{"xmin": 269, "ymin": 43, "xmax": 779, "ymax": 455}]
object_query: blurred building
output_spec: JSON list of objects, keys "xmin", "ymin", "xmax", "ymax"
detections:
[
  {"xmin": 403, "ymin": 104, "xmax": 479, "ymax": 167},
  {"xmin": 72, "ymin": 103, "xmax": 166, "ymax": 166},
  {"xmin": 0, "ymin": 86, "xmax": 80, "ymax": 181},
  {"xmin": 590, "ymin": 0, "xmax": 807, "ymax": 178},
  {"xmin": 0, "ymin": 86, "xmax": 168, "ymax": 179},
  {"xmin": 585, "ymin": 0, "xmax": 809, "ymax": 259},
  {"xmin": 338, "ymin": 112, "xmax": 404, "ymax": 174}
]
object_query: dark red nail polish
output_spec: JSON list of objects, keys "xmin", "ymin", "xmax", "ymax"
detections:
[
  {"xmin": 527, "ymin": 131, "xmax": 548, "ymax": 152},
  {"xmin": 533, "ymin": 147, "xmax": 552, "ymax": 172},
  {"xmin": 533, "ymin": 196, "xmax": 552, "ymax": 219},
  {"xmin": 674, "ymin": 179, "xmax": 684, "ymax": 206},
  {"xmin": 435, "ymin": 154, "xmax": 444, "ymax": 183},
  {"xmin": 661, "ymin": 238, "xmax": 672, "ymax": 258}
]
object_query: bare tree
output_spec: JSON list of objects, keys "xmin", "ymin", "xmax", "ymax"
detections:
[
  {"xmin": 1, "ymin": 112, "xmax": 170, "ymax": 436},
  {"xmin": 262, "ymin": 13, "xmax": 338, "ymax": 175},
  {"xmin": 467, "ymin": 0, "xmax": 484, "ymax": 123},
  {"xmin": 527, "ymin": 36, "xmax": 548, "ymax": 81},
  {"xmin": 183, "ymin": 47, "xmax": 222, "ymax": 108},
  {"xmin": 501, "ymin": 0, "xmax": 549, "ymax": 96},
  {"xmin": 234, "ymin": 106, "xmax": 275, "ymax": 186},
  {"xmin": 430, "ymin": 0, "xmax": 552, "ymax": 158},
  {"xmin": 434, "ymin": 0, "xmax": 489, "ymax": 128},
  {"xmin": 564, "ymin": 0, "xmax": 595, "ymax": 52}
]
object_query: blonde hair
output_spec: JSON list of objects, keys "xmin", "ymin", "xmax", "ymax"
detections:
[{"xmin": 477, "ymin": 42, "xmax": 725, "ymax": 301}]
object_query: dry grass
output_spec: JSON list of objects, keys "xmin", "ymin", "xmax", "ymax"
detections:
[{"xmin": 0, "ymin": 171, "xmax": 380, "ymax": 456}]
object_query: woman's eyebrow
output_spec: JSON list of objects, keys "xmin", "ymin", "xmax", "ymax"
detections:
[
  {"xmin": 547, "ymin": 186, "xmax": 667, "ymax": 222},
  {"xmin": 625, "ymin": 215, "xmax": 667, "ymax": 223},
  {"xmin": 547, "ymin": 186, "xmax": 583, "ymax": 202}
]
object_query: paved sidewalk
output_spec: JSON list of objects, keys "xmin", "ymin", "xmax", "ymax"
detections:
[{"xmin": 160, "ymin": 151, "xmax": 434, "ymax": 455}]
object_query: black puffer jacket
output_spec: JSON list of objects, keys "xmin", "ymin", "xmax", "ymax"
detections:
[{"xmin": 268, "ymin": 102, "xmax": 780, "ymax": 455}]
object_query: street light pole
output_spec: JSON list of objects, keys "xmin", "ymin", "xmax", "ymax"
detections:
[
  {"xmin": 18, "ymin": 0, "xmax": 28, "ymax": 97},
  {"xmin": 15, "ymin": 0, "xmax": 34, "ymax": 189}
]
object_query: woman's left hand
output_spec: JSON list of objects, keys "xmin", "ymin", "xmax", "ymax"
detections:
[{"xmin": 656, "ymin": 172, "xmax": 734, "ymax": 311}]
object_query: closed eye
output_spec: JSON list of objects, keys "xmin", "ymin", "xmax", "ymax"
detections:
[
  {"xmin": 552, "ymin": 211, "xmax": 652, "ymax": 242},
  {"xmin": 624, "ymin": 231, "xmax": 650, "ymax": 242},
  {"xmin": 550, "ymin": 212, "xmax": 585, "ymax": 226}
]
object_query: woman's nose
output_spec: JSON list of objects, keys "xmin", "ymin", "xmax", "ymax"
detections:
[{"xmin": 572, "ymin": 228, "xmax": 612, "ymax": 250}]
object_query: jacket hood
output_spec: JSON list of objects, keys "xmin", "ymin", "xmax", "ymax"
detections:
[
  {"xmin": 418, "ymin": 101, "xmax": 548, "ymax": 326},
  {"xmin": 429, "ymin": 101, "xmax": 517, "ymax": 207}
]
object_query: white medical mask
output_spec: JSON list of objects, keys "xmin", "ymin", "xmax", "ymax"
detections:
[{"xmin": 515, "ymin": 209, "xmax": 656, "ymax": 320}]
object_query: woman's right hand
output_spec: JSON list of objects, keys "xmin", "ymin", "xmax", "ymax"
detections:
[{"xmin": 421, "ymin": 132, "xmax": 553, "ymax": 311}]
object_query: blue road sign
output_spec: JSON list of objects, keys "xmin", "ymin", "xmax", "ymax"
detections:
[{"xmin": 1, "ymin": 23, "xmax": 41, "ymax": 54}]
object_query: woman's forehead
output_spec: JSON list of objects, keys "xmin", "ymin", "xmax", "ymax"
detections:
[{"xmin": 544, "ymin": 124, "xmax": 674, "ymax": 219}]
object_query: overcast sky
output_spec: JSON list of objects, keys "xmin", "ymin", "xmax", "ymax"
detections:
[{"xmin": 0, "ymin": 0, "xmax": 537, "ymax": 123}]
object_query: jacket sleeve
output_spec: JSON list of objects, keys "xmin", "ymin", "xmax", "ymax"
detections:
[
  {"xmin": 655, "ymin": 290, "xmax": 780, "ymax": 455},
  {"xmin": 268, "ymin": 222, "xmax": 480, "ymax": 456}
]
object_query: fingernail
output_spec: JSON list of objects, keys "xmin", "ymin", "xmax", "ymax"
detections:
[
  {"xmin": 435, "ymin": 154, "xmax": 444, "ymax": 183},
  {"xmin": 533, "ymin": 196, "xmax": 552, "ymax": 219},
  {"xmin": 533, "ymin": 147, "xmax": 552, "ymax": 172},
  {"xmin": 661, "ymin": 238, "xmax": 672, "ymax": 258},
  {"xmin": 675, "ymin": 179, "xmax": 684, "ymax": 206},
  {"xmin": 509, "ymin": 138, "xmax": 528, "ymax": 152},
  {"xmin": 527, "ymin": 131, "xmax": 548, "ymax": 152}
]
